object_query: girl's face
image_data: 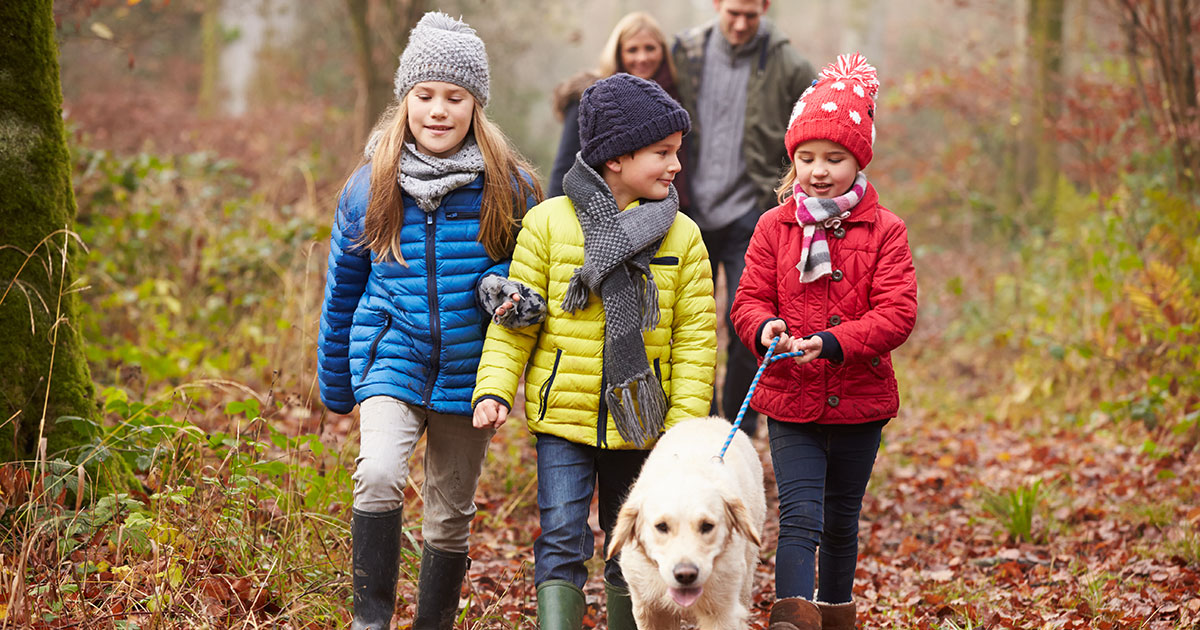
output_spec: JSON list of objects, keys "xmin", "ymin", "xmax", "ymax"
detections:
[
  {"xmin": 620, "ymin": 29, "xmax": 664, "ymax": 80},
  {"xmin": 406, "ymin": 81, "xmax": 476, "ymax": 158},
  {"xmin": 792, "ymin": 139, "xmax": 860, "ymax": 198}
]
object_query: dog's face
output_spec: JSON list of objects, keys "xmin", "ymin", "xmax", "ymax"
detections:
[{"xmin": 608, "ymin": 471, "xmax": 761, "ymax": 608}]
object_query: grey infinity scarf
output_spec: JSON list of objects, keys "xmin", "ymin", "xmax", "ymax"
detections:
[
  {"xmin": 561, "ymin": 154, "xmax": 677, "ymax": 447},
  {"xmin": 399, "ymin": 138, "xmax": 485, "ymax": 213}
]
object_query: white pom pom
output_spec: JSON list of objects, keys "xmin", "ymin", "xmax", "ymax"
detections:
[
  {"xmin": 819, "ymin": 53, "xmax": 879, "ymax": 100},
  {"xmin": 821, "ymin": 101, "xmax": 838, "ymax": 112}
]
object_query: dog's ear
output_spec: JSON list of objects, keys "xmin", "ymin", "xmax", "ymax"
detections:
[
  {"xmin": 607, "ymin": 502, "xmax": 640, "ymax": 559},
  {"xmin": 724, "ymin": 497, "xmax": 762, "ymax": 547}
]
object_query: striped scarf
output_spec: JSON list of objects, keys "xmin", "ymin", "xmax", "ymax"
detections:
[{"xmin": 792, "ymin": 172, "xmax": 867, "ymax": 283}]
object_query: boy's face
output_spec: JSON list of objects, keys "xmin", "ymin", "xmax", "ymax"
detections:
[
  {"xmin": 792, "ymin": 139, "xmax": 860, "ymax": 199},
  {"xmin": 606, "ymin": 132, "xmax": 684, "ymax": 203}
]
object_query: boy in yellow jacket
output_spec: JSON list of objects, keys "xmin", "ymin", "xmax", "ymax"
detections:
[{"xmin": 472, "ymin": 73, "xmax": 716, "ymax": 629}]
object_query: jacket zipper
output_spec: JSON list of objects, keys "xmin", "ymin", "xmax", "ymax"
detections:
[
  {"xmin": 362, "ymin": 312, "xmax": 392, "ymax": 379},
  {"xmin": 596, "ymin": 371, "xmax": 608, "ymax": 447},
  {"xmin": 537, "ymin": 348, "xmax": 563, "ymax": 423},
  {"xmin": 422, "ymin": 212, "xmax": 441, "ymax": 405}
]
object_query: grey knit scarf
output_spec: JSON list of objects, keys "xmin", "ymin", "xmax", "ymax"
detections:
[
  {"xmin": 398, "ymin": 138, "xmax": 485, "ymax": 213},
  {"xmin": 561, "ymin": 154, "xmax": 677, "ymax": 447}
]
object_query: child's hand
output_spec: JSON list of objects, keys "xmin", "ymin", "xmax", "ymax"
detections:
[
  {"xmin": 792, "ymin": 335, "xmax": 824, "ymax": 365},
  {"xmin": 492, "ymin": 291, "xmax": 521, "ymax": 322},
  {"xmin": 472, "ymin": 398, "xmax": 509, "ymax": 430},
  {"xmin": 762, "ymin": 318, "xmax": 796, "ymax": 353}
]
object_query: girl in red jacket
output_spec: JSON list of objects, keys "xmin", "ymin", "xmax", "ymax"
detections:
[{"xmin": 730, "ymin": 54, "xmax": 917, "ymax": 630}]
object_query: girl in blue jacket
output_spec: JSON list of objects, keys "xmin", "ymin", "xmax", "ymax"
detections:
[{"xmin": 317, "ymin": 13, "xmax": 543, "ymax": 630}]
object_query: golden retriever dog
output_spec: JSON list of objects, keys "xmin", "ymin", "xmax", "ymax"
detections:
[{"xmin": 607, "ymin": 416, "xmax": 766, "ymax": 630}]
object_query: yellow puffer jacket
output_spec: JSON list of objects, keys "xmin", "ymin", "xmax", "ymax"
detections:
[{"xmin": 473, "ymin": 195, "xmax": 716, "ymax": 449}]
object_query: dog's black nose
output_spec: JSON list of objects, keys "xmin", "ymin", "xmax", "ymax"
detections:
[{"xmin": 673, "ymin": 563, "xmax": 699, "ymax": 585}]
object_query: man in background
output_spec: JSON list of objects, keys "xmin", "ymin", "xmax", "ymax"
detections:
[{"xmin": 673, "ymin": 0, "xmax": 816, "ymax": 435}]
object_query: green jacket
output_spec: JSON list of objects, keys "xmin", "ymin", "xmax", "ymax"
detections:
[
  {"xmin": 672, "ymin": 18, "xmax": 817, "ymax": 213},
  {"xmin": 472, "ymin": 195, "xmax": 717, "ymax": 449}
]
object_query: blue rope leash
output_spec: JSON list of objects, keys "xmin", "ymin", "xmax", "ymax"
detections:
[{"xmin": 717, "ymin": 336, "xmax": 804, "ymax": 461}]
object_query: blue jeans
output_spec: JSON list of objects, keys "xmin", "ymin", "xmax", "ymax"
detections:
[
  {"xmin": 703, "ymin": 209, "xmax": 761, "ymax": 435},
  {"xmin": 533, "ymin": 433, "xmax": 650, "ymax": 588},
  {"xmin": 769, "ymin": 418, "xmax": 883, "ymax": 603}
]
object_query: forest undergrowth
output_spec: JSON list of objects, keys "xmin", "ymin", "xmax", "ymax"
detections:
[{"xmin": 3, "ymin": 70, "xmax": 1199, "ymax": 629}]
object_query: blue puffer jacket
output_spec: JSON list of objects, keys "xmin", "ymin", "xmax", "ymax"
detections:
[{"xmin": 318, "ymin": 163, "xmax": 532, "ymax": 416}]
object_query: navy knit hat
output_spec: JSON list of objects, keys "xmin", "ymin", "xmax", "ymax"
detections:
[{"xmin": 578, "ymin": 73, "xmax": 691, "ymax": 167}]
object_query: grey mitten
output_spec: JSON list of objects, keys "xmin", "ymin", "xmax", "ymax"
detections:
[{"xmin": 477, "ymin": 274, "xmax": 548, "ymax": 328}]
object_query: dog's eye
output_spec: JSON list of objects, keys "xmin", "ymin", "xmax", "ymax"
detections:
[
  {"xmin": 699, "ymin": 521, "xmax": 715, "ymax": 534},
  {"xmin": 655, "ymin": 522, "xmax": 669, "ymax": 533}
]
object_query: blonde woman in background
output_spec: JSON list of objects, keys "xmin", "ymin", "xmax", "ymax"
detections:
[{"xmin": 548, "ymin": 11, "xmax": 691, "ymax": 212}]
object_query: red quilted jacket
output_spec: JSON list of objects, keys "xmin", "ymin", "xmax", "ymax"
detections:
[{"xmin": 730, "ymin": 183, "xmax": 918, "ymax": 424}]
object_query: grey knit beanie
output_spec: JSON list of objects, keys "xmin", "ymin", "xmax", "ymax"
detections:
[
  {"xmin": 393, "ymin": 12, "xmax": 490, "ymax": 105},
  {"xmin": 578, "ymin": 73, "xmax": 691, "ymax": 167}
]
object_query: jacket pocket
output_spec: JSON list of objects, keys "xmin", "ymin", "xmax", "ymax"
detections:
[
  {"xmin": 649, "ymin": 256, "xmax": 679, "ymax": 265},
  {"xmin": 446, "ymin": 210, "xmax": 480, "ymax": 220},
  {"xmin": 361, "ymin": 312, "xmax": 393, "ymax": 379},
  {"xmin": 537, "ymin": 348, "xmax": 564, "ymax": 423}
]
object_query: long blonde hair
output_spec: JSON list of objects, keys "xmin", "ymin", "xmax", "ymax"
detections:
[
  {"xmin": 776, "ymin": 161, "xmax": 799, "ymax": 204},
  {"xmin": 356, "ymin": 99, "xmax": 543, "ymax": 264},
  {"xmin": 553, "ymin": 11, "xmax": 677, "ymax": 119}
]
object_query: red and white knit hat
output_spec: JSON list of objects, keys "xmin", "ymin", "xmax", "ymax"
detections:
[{"xmin": 784, "ymin": 53, "xmax": 880, "ymax": 168}]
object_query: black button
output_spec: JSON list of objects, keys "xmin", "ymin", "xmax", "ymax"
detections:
[
  {"xmin": 870, "ymin": 356, "xmax": 880, "ymax": 366},
  {"xmin": 827, "ymin": 395, "xmax": 840, "ymax": 407},
  {"xmin": 828, "ymin": 314, "xmax": 841, "ymax": 326},
  {"xmin": 831, "ymin": 269, "xmax": 844, "ymax": 281},
  {"xmin": 833, "ymin": 227, "xmax": 846, "ymax": 238}
]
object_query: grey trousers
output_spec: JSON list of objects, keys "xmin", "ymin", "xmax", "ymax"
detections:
[{"xmin": 352, "ymin": 396, "xmax": 495, "ymax": 553}]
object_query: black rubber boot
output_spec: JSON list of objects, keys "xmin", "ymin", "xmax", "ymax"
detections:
[
  {"xmin": 351, "ymin": 507, "xmax": 403, "ymax": 630},
  {"xmin": 413, "ymin": 543, "xmax": 470, "ymax": 630},
  {"xmin": 604, "ymin": 581, "xmax": 636, "ymax": 630},
  {"xmin": 536, "ymin": 580, "xmax": 586, "ymax": 630}
]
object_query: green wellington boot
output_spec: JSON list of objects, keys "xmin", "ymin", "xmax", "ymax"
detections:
[
  {"xmin": 535, "ymin": 579, "xmax": 586, "ymax": 630},
  {"xmin": 604, "ymin": 581, "xmax": 636, "ymax": 630}
]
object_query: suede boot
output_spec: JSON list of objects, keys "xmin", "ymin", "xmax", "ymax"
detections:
[
  {"xmin": 351, "ymin": 507, "xmax": 404, "ymax": 630},
  {"xmin": 767, "ymin": 597, "xmax": 822, "ymax": 630},
  {"xmin": 413, "ymin": 543, "xmax": 470, "ymax": 630},
  {"xmin": 818, "ymin": 600, "xmax": 857, "ymax": 630},
  {"xmin": 536, "ymin": 580, "xmax": 586, "ymax": 630},
  {"xmin": 604, "ymin": 581, "xmax": 635, "ymax": 630}
]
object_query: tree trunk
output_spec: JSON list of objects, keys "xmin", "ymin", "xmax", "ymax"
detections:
[
  {"xmin": 198, "ymin": 0, "xmax": 221, "ymax": 117},
  {"xmin": 347, "ymin": 0, "xmax": 426, "ymax": 143},
  {"xmin": 1028, "ymin": 0, "xmax": 1066, "ymax": 208},
  {"xmin": 0, "ymin": 0, "xmax": 99, "ymax": 464},
  {"xmin": 346, "ymin": 0, "xmax": 376, "ymax": 143}
]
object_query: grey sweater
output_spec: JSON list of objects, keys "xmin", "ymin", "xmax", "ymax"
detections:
[{"xmin": 689, "ymin": 27, "xmax": 763, "ymax": 231}]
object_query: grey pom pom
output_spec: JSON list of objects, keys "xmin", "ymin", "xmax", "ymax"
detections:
[{"xmin": 416, "ymin": 11, "xmax": 477, "ymax": 36}]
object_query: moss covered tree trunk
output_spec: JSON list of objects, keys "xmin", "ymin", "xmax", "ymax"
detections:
[
  {"xmin": 347, "ymin": 0, "xmax": 426, "ymax": 143},
  {"xmin": 1028, "ymin": 0, "xmax": 1065, "ymax": 207},
  {"xmin": 0, "ymin": 0, "xmax": 98, "ymax": 465}
]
